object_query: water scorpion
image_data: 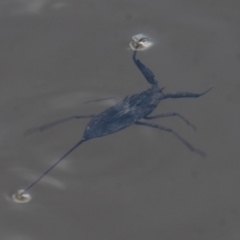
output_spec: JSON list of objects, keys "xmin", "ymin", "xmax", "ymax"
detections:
[{"xmin": 13, "ymin": 35, "xmax": 212, "ymax": 203}]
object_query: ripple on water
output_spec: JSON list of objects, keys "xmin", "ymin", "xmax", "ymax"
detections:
[
  {"xmin": 129, "ymin": 33, "xmax": 154, "ymax": 51},
  {"xmin": 11, "ymin": 189, "xmax": 32, "ymax": 204}
]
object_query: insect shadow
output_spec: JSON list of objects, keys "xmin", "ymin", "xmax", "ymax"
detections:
[{"xmin": 21, "ymin": 50, "xmax": 212, "ymax": 194}]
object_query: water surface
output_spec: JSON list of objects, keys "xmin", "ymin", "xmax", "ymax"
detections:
[{"xmin": 1, "ymin": 0, "xmax": 240, "ymax": 239}]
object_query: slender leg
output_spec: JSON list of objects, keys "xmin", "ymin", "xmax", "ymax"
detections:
[
  {"xmin": 25, "ymin": 114, "xmax": 95, "ymax": 135},
  {"xmin": 135, "ymin": 121, "xmax": 206, "ymax": 157},
  {"xmin": 84, "ymin": 97, "xmax": 117, "ymax": 104},
  {"xmin": 163, "ymin": 86, "xmax": 213, "ymax": 99},
  {"xmin": 132, "ymin": 51, "xmax": 158, "ymax": 85},
  {"xmin": 144, "ymin": 112, "xmax": 196, "ymax": 131}
]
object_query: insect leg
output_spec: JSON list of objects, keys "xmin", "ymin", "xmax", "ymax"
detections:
[
  {"xmin": 135, "ymin": 121, "xmax": 206, "ymax": 157},
  {"xmin": 144, "ymin": 112, "xmax": 196, "ymax": 131},
  {"xmin": 163, "ymin": 86, "xmax": 213, "ymax": 99},
  {"xmin": 84, "ymin": 97, "xmax": 117, "ymax": 104},
  {"xmin": 132, "ymin": 51, "xmax": 158, "ymax": 85},
  {"xmin": 25, "ymin": 114, "xmax": 95, "ymax": 135}
]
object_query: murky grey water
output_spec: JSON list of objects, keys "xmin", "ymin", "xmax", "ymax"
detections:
[{"xmin": 1, "ymin": 0, "xmax": 240, "ymax": 239}]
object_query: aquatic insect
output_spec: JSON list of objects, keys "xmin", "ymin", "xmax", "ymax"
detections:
[{"xmin": 13, "ymin": 46, "xmax": 212, "ymax": 202}]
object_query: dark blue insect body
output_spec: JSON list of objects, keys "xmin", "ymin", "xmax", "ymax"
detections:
[
  {"xmin": 84, "ymin": 86, "xmax": 163, "ymax": 140},
  {"xmin": 20, "ymin": 50, "xmax": 212, "ymax": 194}
]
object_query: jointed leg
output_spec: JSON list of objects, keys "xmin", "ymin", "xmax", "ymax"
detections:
[
  {"xmin": 132, "ymin": 51, "xmax": 158, "ymax": 85},
  {"xmin": 25, "ymin": 114, "xmax": 95, "ymax": 135},
  {"xmin": 84, "ymin": 97, "xmax": 117, "ymax": 104},
  {"xmin": 163, "ymin": 86, "xmax": 213, "ymax": 99},
  {"xmin": 135, "ymin": 121, "xmax": 206, "ymax": 157},
  {"xmin": 144, "ymin": 112, "xmax": 196, "ymax": 130}
]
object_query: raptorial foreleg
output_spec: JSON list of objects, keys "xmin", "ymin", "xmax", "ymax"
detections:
[{"xmin": 132, "ymin": 51, "xmax": 158, "ymax": 85}]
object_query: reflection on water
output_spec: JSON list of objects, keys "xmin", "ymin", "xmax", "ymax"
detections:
[
  {"xmin": 1, "ymin": 0, "xmax": 63, "ymax": 15},
  {"xmin": 12, "ymin": 189, "xmax": 32, "ymax": 204},
  {"xmin": 129, "ymin": 33, "xmax": 153, "ymax": 51}
]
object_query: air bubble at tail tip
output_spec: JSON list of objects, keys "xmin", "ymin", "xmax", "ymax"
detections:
[
  {"xmin": 129, "ymin": 34, "xmax": 154, "ymax": 51},
  {"xmin": 12, "ymin": 189, "xmax": 32, "ymax": 203}
]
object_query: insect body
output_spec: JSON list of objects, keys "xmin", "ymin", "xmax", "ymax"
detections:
[
  {"xmin": 84, "ymin": 86, "xmax": 163, "ymax": 139},
  {"xmin": 14, "ymin": 49, "xmax": 212, "ymax": 202}
]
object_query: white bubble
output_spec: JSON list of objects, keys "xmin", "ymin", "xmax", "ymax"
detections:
[
  {"xmin": 129, "ymin": 34, "xmax": 153, "ymax": 51},
  {"xmin": 12, "ymin": 189, "xmax": 32, "ymax": 204}
]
